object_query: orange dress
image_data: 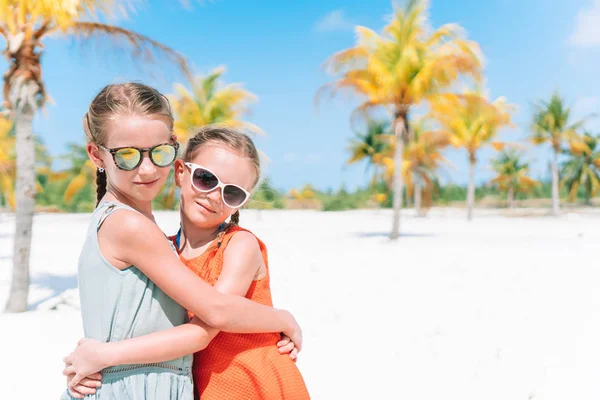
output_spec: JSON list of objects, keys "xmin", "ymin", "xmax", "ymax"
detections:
[{"xmin": 178, "ymin": 226, "xmax": 310, "ymax": 400}]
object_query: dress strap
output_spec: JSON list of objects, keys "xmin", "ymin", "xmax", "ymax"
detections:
[{"xmin": 96, "ymin": 202, "xmax": 139, "ymax": 231}]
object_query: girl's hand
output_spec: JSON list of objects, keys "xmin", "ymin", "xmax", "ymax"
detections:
[
  {"xmin": 277, "ymin": 334, "xmax": 299, "ymax": 361},
  {"xmin": 63, "ymin": 338, "xmax": 113, "ymax": 389},
  {"xmin": 64, "ymin": 370, "xmax": 102, "ymax": 398},
  {"xmin": 280, "ymin": 310, "xmax": 302, "ymax": 354}
]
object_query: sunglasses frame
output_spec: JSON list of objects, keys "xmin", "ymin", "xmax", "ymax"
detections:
[
  {"xmin": 184, "ymin": 162, "xmax": 251, "ymax": 209},
  {"xmin": 100, "ymin": 142, "xmax": 180, "ymax": 171}
]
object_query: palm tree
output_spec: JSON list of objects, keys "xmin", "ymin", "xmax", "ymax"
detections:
[
  {"xmin": 561, "ymin": 132, "xmax": 600, "ymax": 205},
  {"xmin": 531, "ymin": 93, "xmax": 586, "ymax": 215},
  {"xmin": 347, "ymin": 119, "xmax": 391, "ymax": 185},
  {"xmin": 318, "ymin": 0, "xmax": 482, "ymax": 239},
  {"xmin": 490, "ymin": 149, "xmax": 538, "ymax": 208},
  {"xmin": 169, "ymin": 66, "xmax": 260, "ymax": 143},
  {"xmin": 60, "ymin": 142, "xmax": 96, "ymax": 205},
  {"xmin": 0, "ymin": 118, "xmax": 65, "ymax": 210},
  {"xmin": 403, "ymin": 121, "xmax": 452, "ymax": 214},
  {"xmin": 373, "ymin": 120, "xmax": 452, "ymax": 214},
  {"xmin": 1, "ymin": 1, "xmax": 192, "ymax": 313},
  {"xmin": 430, "ymin": 91, "xmax": 514, "ymax": 220}
]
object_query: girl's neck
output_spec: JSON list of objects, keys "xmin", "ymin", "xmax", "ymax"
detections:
[
  {"xmin": 103, "ymin": 190, "xmax": 154, "ymax": 220},
  {"xmin": 179, "ymin": 212, "xmax": 223, "ymax": 258}
]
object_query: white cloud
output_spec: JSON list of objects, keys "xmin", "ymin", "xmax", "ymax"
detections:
[
  {"xmin": 314, "ymin": 10, "xmax": 354, "ymax": 33},
  {"xmin": 569, "ymin": 0, "xmax": 600, "ymax": 47}
]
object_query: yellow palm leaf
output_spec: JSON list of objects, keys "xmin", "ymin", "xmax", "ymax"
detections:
[
  {"xmin": 430, "ymin": 91, "xmax": 514, "ymax": 156},
  {"xmin": 569, "ymin": 140, "xmax": 590, "ymax": 156},
  {"xmin": 519, "ymin": 176, "xmax": 539, "ymax": 188},
  {"xmin": 302, "ymin": 188, "xmax": 315, "ymax": 199},
  {"xmin": 319, "ymin": 0, "xmax": 482, "ymax": 124},
  {"xmin": 491, "ymin": 142, "xmax": 505, "ymax": 151},
  {"xmin": 170, "ymin": 67, "xmax": 261, "ymax": 143},
  {"xmin": 64, "ymin": 173, "xmax": 87, "ymax": 203},
  {"xmin": 568, "ymin": 181, "xmax": 579, "ymax": 202},
  {"xmin": 0, "ymin": 0, "xmax": 125, "ymax": 34},
  {"xmin": 373, "ymin": 193, "xmax": 387, "ymax": 204},
  {"xmin": 0, "ymin": 172, "xmax": 14, "ymax": 209}
]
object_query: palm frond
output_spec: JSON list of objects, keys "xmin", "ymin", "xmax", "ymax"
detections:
[
  {"xmin": 170, "ymin": 69, "xmax": 261, "ymax": 141},
  {"xmin": 66, "ymin": 22, "xmax": 192, "ymax": 79}
]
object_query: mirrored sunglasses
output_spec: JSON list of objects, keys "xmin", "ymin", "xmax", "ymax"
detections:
[{"xmin": 101, "ymin": 142, "xmax": 179, "ymax": 171}]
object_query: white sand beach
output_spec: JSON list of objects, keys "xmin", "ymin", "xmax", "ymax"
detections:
[{"xmin": 1, "ymin": 208, "xmax": 599, "ymax": 399}]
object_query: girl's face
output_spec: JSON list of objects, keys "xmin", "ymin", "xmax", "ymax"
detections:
[
  {"xmin": 175, "ymin": 143, "xmax": 257, "ymax": 229},
  {"xmin": 87, "ymin": 115, "xmax": 174, "ymax": 203}
]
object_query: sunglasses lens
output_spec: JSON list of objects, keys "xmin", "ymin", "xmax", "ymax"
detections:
[
  {"xmin": 223, "ymin": 185, "xmax": 248, "ymax": 208},
  {"xmin": 151, "ymin": 144, "xmax": 177, "ymax": 167},
  {"xmin": 192, "ymin": 168, "xmax": 219, "ymax": 191},
  {"xmin": 114, "ymin": 148, "xmax": 141, "ymax": 170}
]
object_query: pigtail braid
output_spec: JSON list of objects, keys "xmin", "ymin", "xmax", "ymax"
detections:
[{"xmin": 96, "ymin": 169, "xmax": 107, "ymax": 206}]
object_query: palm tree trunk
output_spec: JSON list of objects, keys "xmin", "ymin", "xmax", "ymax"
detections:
[
  {"xmin": 414, "ymin": 181, "xmax": 422, "ymax": 216},
  {"xmin": 390, "ymin": 115, "xmax": 406, "ymax": 240},
  {"xmin": 5, "ymin": 106, "xmax": 36, "ymax": 312},
  {"xmin": 508, "ymin": 187, "xmax": 515, "ymax": 208},
  {"xmin": 467, "ymin": 155, "xmax": 476, "ymax": 221},
  {"xmin": 551, "ymin": 148, "xmax": 560, "ymax": 215},
  {"xmin": 585, "ymin": 184, "xmax": 591, "ymax": 206}
]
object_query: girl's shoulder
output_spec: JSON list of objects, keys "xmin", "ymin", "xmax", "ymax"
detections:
[
  {"xmin": 220, "ymin": 226, "xmax": 268, "ymax": 258},
  {"xmin": 96, "ymin": 204, "xmax": 150, "ymax": 234},
  {"xmin": 94, "ymin": 203, "xmax": 166, "ymax": 251},
  {"xmin": 221, "ymin": 225, "xmax": 258, "ymax": 245}
]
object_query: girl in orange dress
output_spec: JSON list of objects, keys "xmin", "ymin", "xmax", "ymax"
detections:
[{"xmin": 172, "ymin": 125, "xmax": 310, "ymax": 399}]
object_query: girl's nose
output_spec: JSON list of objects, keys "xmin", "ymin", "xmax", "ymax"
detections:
[
  {"xmin": 206, "ymin": 187, "xmax": 222, "ymax": 203},
  {"xmin": 138, "ymin": 154, "xmax": 157, "ymax": 175}
]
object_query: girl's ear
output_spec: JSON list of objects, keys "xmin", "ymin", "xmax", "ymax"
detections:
[
  {"xmin": 174, "ymin": 159, "xmax": 185, "ymax": 188},
  {"xmin": 87, "ymin": 142, "xmax": 104, "ymax": 169}
]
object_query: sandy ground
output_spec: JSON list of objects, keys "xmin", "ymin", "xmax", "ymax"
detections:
[{"xmin": 1, "ymin": 208, "xmax": 599, "ymax": 399}]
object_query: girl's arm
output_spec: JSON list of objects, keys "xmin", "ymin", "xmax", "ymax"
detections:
[
  {"xmin": 92, "ymin": 317, "xmax": 217, "ymax": 367},
  {"xmin": 214, "ymin": 232, "xmax": 298, "ymax": 360},
  {"xmin": 112, "ymin": 231, "xmax": 270, "ymax": 364},
  {"xmin": 65, "ymin": 229, "xmax": 296, "ymax": 390},
  {"xmin": 64, "ymin": 316, "xmax": 217, "ymax": 385},
  {"xmin": 104, "ymin": 210, "xmax": 301, "ymax": 342},
  {"xmin": 66, "ymin": 231, "xmax": 266, "ymax": 375},
  {"xmin": 213, "ymin": 230, "xmax": 265, "ymax": 296}
]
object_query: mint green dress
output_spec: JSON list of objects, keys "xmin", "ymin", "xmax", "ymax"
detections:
[{"xmin": 61, "ymin": 202, "xmax": 193, "ymax": 400}]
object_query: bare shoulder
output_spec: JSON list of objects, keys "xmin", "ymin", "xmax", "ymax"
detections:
[
  {"xmin": 222, "ymin": 230, "xmax": 266, "ymax": 281},
  {"xmin": 98, "ymin": 208, "xmax": 168, "ymax": 265},
  {"xmin": 216, "ymin": 230, "xmax": 266, "ymax": 291},
  {"xmin": 99, "ymin": 208, "xmax": 159, "ymax": 241},
  {"xmin": 225, "ymin": 230, "xmax": 261, "ymax": 257}
]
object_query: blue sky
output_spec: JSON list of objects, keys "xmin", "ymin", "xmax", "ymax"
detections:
[{"xmin": 4, "ymin": 0, "xmax": 600, "ymax": 192}]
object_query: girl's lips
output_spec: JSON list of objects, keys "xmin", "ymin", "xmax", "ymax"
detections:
[
  {"xmin": 196, "ymin": 201, "xmax": 216, "ymax": 213},
  {"xmin": 134, "ymin": 179, "xmax": 159, "ymax": 187}
]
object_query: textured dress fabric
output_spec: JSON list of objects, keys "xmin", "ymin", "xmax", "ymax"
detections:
[{"xmin": 179, "ymin": 226, "xmax": 310, "ymax": 400}]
